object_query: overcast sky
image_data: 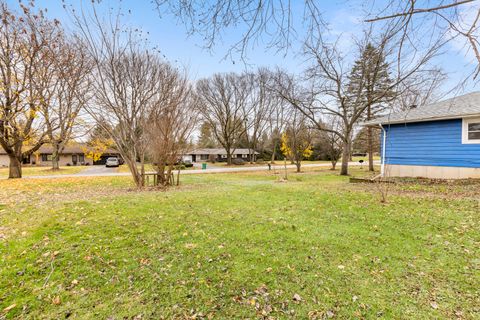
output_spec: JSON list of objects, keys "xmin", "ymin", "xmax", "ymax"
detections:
[{"xmin": 6, "ymin": 0, "xmax": 479, "ymax": 92}]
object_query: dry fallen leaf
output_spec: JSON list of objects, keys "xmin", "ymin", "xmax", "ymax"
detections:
[
  {"xmin": 430, "ymin": 301, "xmax": 438, "ymax": 309},
  {"xmin": 2, "ymin": 304, "xmax": 16, "ymax": 313},
  {"xmin": 293, "ymin": 293, "xmax": 302, "ymax": 303},
  {"xmin": 52, "ymin": 296, "xmax": 61, "ymax": 305},
  {"xmin": 338, "ymin": 265, "xmax": 345, "ymax": 270}
]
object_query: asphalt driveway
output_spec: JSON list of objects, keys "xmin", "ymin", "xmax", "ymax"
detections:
[{"xmin": 77, "ymin": 165, "xmax": 119, "ymax": 175}]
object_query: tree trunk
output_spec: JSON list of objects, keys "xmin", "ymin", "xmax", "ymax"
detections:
[
  {"xmin": 367, "ymin": 126, "xmax": 374, "ymax": 171},
  {"xmin": 331, "ymin": 160, "xmax": 337, "ymax": 170},
  {"xmin": 227, "ymin": 151, "xmax": 232, "ymax": 165},
  {"xmin": 367, "ymin": 104, "xmax": 374, "ymax": 171},
  {"xmin": 8, "ymin": 154, "xmax": 22, "ymax": 179},
  {"xmin": 140, "ymin": 152, "xmax": 145, "ymax": 187},
  {"xmin": 176, "ymin": 165, "xmax": 181, "ymax": 186},
  {"xmin": 295, "ymin": 161, "xmax": 301, "ymax": 173},
  {"xmin": 126, "ymin": 158, "xmax": 143, "ymax": 188},
  {"xmin": 155, "ymin": 164, "xmax": 166, "ymax": 186},
  {"xmin": 51, "ymin": 143, "xmax": 60, "ymax": 170},
  {"xmin": 270, "ymin": 144, "xmax": 276, "ymax": 164},
  {"xmin": 165, "ymin": 166, "xmax": 173, "ymax": 186},
  {"xmin": 340, "ymin": 140, "xmax": 350, "ymax": 176}
]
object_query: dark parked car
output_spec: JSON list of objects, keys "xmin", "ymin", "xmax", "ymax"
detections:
[{"xmin": 183, "ymin": 160, "xmax": 193, "ymax": 168}]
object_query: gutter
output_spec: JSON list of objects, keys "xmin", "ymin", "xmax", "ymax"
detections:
[{"xmin": 379, "ymin": 124, "xmax": 387, "ymax": 177}]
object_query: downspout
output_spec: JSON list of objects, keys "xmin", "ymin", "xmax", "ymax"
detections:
[{"xmin": 379, "ymin": 124, "xmax": 387, "ymax": 177}]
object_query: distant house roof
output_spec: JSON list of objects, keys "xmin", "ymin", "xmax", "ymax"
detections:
[
  {"xmin": 187, "ymin": 148, "xmax": 259, "ymax": 155},
  {"xmin": 364, "ymin": 92, "xmax": 480, "ymax": 126},
  {"xmin": 0, "ymin": 144, "xmax": 119, "ymax": 155}
]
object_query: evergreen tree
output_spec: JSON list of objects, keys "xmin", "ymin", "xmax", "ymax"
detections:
[
  {"xmin": 197, "ymin": 122, "xmax": 217, "ymax": 148},
  {"xmin": 347, "ymin": 43, "xmax": 395, "ymax": 171}
]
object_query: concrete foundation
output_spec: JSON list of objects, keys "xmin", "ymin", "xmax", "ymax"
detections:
[{"xmin": 385, "ymin": 164, "xmax": 480, "ymax": 179}]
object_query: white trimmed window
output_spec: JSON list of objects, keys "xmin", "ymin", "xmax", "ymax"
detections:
[
  {"xmin": 242, "ymin": 154, "xmax": 248, "ymax": 158},
  {"xmin": 462, "ymin": 117, "xmax": 480, "ymax": 144},
  {"xmin": 221, "ymin": 154, "xmax": 227, "ymax": 158}
]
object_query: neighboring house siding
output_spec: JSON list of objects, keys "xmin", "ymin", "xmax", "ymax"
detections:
[
  {"xmin": 382, "ymin": 119, "xmax": 480, "ymax": 168},
  {"xmin": 0, "ymin": 155, "xmax": 9, "ymax": 167}
]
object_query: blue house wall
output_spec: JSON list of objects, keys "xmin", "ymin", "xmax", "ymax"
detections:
[{"xmin": 382, "ymin": 119, "xmax": 480, "ymax": 168}]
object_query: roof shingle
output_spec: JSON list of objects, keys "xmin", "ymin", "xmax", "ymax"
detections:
[{"xmin": 364, "ymin": 91, "xmax": 480, "ymax": 126}]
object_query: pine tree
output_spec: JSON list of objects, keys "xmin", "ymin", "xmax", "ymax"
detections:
[
  {"xmin": 347, "ymin": 43, "xmax": 395, "ymax": 171},
  {"xmin": 197, "ymin": 122, "xmax": 217, "ymax": 148}
]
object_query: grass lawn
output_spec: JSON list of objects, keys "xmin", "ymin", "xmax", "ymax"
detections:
[
  {"xmin": 204, "ymin": 158, "xmax": 379, "ymax": 168},
  {"xmin": 0, "ymin": 168, "xmax": 478, "ymax": 319},
  {"xmin": 0, "ymin": 166, "xmax": 85, "ymax": 178}
]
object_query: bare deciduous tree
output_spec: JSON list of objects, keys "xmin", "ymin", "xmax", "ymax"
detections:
[
  {"xmin": 280, "ymin": 110, "xmax": 313, "ymax": 173},
  {"xmin": 393, "ymin": 69, "xmax": 447, "ymax": 111},
  {"xmin": 196, "ymin": 73, "xmax": 249, "ymax": 165},
  {"xmin": 41, "ymin": 37, "xmax": 91, "ymax": 170},
  {"xmin": 146, "ymin": 66, "xmax": 198, "ymax": 187},
  {"xmin": 155, "ymin": 0, "xmax": 326, "ymax": 61},
  {"xmin": 266, "ymin": 80, "xmax": 293, "ymax": 164},
  {"xmin": 274, "ymin": 27, "xmax": 442, "ymax": 176},
  {"xmin": 242, "ymin": 69, "xmax": 274, "ymax": 163},
  {"xmin": 158, "ymin": 0, "xmax": 477, "ymax": 87},
  {"xmin": 318, "ymin": 117, "xmax": 343, "ymax": 170},
  {"xmin": 0, "ymin": 3, "xmax": 62, "ymax": 178},
  {"xmin": 365, "ymin": 0, "xmax": 480, "ymax": 79},
  {"xmin": 71, "ymin": 5, "xmax": 165, "ymax": 187}
]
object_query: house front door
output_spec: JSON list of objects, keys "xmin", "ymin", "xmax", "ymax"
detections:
[{"xmin": 72, "ymin": 154, "xmax": 78, "ymax": 165}]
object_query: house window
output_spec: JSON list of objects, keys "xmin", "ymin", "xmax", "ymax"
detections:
[
  {"xmin": 242, "ymin": 154, "xmax": 248, "ymax": 158},
  {"xmin": 41, "ymin": 154, "xmax": 52, "ymax": 161},
  {"xmin": 462, "ymin": 118, "xmax": 480, "ymax": 144},
  {"xmin": 200, "ymin": 154, "xmax": 209, "ymax": 160},
  {"xmin": 78, "ymin": 154, "xmax": 85, "ymax": 163},
  {"xmin": 221, "ymin": 154, "xmax": 227, "ymax": 158},
  {"xmin": 22, "ymin": 155, "xmax": 31, "ymax": 164}
]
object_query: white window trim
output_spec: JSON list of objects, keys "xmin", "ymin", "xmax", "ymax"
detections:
[
  {"xmin": 242, "ymin": 154, "xmax": 248, "ymax": 158},
  {"xmin": 221, "ymin": 154, "xmax": 227, "ymax": 158},
  {"xmin": 462, "ymin": 117, "xmax": 480, "ymax": 144}
]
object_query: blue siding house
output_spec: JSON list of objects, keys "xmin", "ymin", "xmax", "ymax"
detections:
[{"xmin": 365, "ymin": 92, "xmax": 480, "ymax": 179}]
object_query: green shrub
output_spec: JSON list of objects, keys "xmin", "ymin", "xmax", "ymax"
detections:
[{"xmin": 232, "ymin": 158, "xmax": 245, "ymax": 165}]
